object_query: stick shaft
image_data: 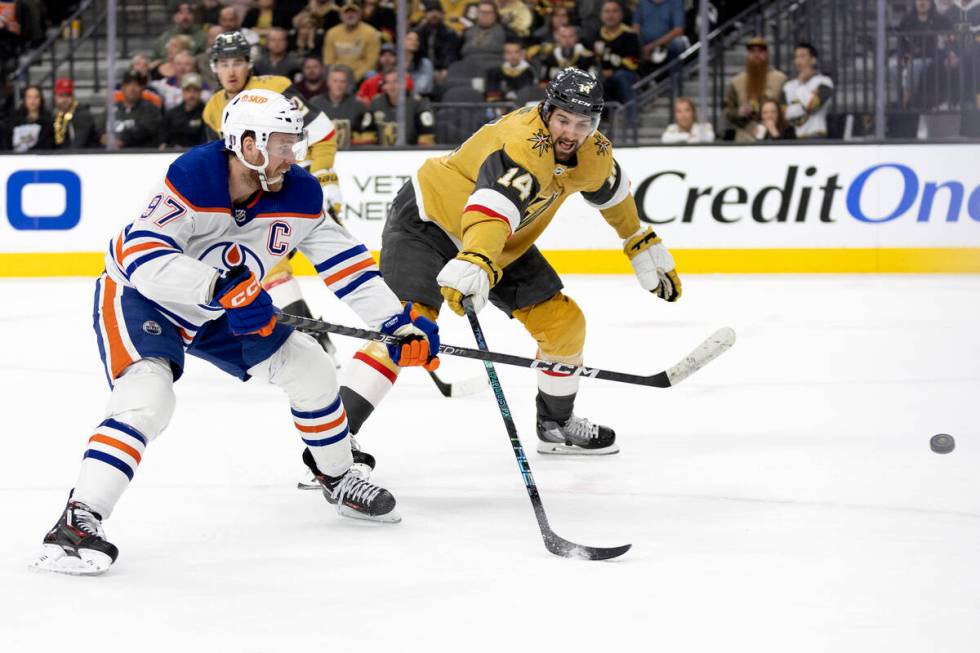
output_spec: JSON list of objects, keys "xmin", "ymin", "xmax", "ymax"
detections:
[{"xmin": 276, "ymin": 311, "xmax": 732, "ymax": 388}]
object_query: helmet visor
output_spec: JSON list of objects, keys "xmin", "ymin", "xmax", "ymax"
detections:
[{"xmin": 266, "ymin": 130, "xmax": 308, "ymax": 162}]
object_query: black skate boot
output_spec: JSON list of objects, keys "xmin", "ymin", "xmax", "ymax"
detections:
[
  {"xmin": 319, "ymin": 469, "xmax": 401, "ymax": 523},
  {"xmin": 298, "ymin": 437, "xmax": 375, "ymax": 490},
  {"xmin": 536, "ymin": 415, "xmax": 619, "ymax": 455},
  {"xmin": 30, "ymin": 501, "xmax": 119, "ymax": 575}
]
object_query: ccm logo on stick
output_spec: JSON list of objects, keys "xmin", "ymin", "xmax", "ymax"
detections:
[{"xmin": 5, "ymin": 170, "xmax": 82, "ymax": 230}]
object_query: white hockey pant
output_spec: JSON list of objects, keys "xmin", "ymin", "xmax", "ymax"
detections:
[
  {"xmin": 247, "ymin": 330, "xmax": 353, "ymax": 477},
  {"xmin": 72, "ymin": 357, "xmax": 175, "ymax": 518}
]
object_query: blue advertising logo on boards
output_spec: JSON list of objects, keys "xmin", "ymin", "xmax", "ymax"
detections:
[{"xmin": 5, "ymin": 170, "xmax": 81, "ymax": 230}]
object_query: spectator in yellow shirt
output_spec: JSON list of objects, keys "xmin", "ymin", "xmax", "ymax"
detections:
[{"xmin": 322, "ymin": 1, "xmax": 382, "ymax": 83}]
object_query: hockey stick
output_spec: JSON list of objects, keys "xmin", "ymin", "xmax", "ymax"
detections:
[
  {"xmin": 462, "ymin": 299, "xmax": 630, "ymax": 561},
  {"xmin": 276, "ymin": 311, "xmax": 736, "ymax": 389},
  {"xmin": 427, "ymin": 369, "xmax": 488, "ymax": 398}
]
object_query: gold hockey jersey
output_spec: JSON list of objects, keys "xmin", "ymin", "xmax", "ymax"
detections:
[
  {"xmin": 415, "ymin": 105, "xmax": 641, "ymax": 268},
  {"xmin": 202, "ymin": 74, "xmax": 338, "ymax": 182}
]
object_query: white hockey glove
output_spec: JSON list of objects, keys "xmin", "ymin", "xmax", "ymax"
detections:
[
  {"xmin": 623, "ymin": 227, "xmax": 682, "ymax": 302},
  {"xmin": 436, "ymin": 249, "xmax": 503, "ymax": 316}
]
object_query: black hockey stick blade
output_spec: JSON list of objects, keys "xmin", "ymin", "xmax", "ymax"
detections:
[
  {"xmin": 428, "ymin": 370, "xmax": 488, "ymax": 398},
  {"xmin": 543, "ymin": 530, "xmax": 632, "ymax": 561}
]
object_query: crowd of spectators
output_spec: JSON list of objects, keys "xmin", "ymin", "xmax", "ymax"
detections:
[
  {"xmin": 2, "ymin": 0, "xmax": 712, "ymax": 150},
  {"xmin": 0, "ymin": 0, "xmax": 976, "ymax": 152}
]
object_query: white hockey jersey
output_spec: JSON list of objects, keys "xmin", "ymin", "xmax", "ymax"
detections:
[
  {"xmin": 782, "ymin": 73, "xmax": 834, "ymax": 138},
  {"xmin": 104, "ymin": 140, "xmax": 401, "ymax": 343}
]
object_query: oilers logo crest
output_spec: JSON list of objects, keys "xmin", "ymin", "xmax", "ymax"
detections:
[{"xmin": 198, "ymin": 242, "xmax": 266, "ymax": 278}]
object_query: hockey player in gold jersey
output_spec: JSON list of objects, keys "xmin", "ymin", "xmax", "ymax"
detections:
[
  {"xmin": 203, "ymin": 31, "xmax": 342, "ymax": 357},
  {"xmin": 325, "ymin": 67, "xmax": 682, "ymax": 459}
]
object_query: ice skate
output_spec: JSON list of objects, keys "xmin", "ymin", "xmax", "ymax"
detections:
[
  {"xmin": 30, "ymin": 501, "xmax": 118, "ymax": 576},
  {"xmin": 298, "ymin": 437, "xmax": 375, "ymax": 489},
  {"xmin": 536, "ymin": 415, "xmax": 619, "ymax": 455},
  {"xmin": 319, "ymin": 468, "xmax": 401, "ymax": 523}
]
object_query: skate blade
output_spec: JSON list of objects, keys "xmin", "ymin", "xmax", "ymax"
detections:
[
  {"xmin": 29, "ymin": 544, "xmax": 113, "ymax": 576},
  {"xmin": 536, "ymin": 441, "xmax": 620, "ymax": 456},
  {"xmin": 337, "ymin": 504, "xmax": 402, "ymax": 524}
]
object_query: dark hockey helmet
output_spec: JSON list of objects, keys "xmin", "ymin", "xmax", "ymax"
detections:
[
  {"xmin": 543, "ymin": 67, "xmax": 604, "ymax": 131},
  {"xmin": 210, "ymin": 31, "xmax": 251, "ymax": 71}
]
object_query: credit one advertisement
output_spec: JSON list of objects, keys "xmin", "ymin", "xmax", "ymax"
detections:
[{"xmin": 0, "ymin": 143, "xmax": 977, "ymax": 274}]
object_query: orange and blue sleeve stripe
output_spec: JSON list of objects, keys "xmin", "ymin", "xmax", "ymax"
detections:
[
  {"xmin": 314, "ymin": 244, "xmax": 382, "ymax": 299},
  {"xmin": 292, "ymin": 396, "xmax": 349, "ymax": 447},
  {"xmin": 110, "ymin": 227, "xmax": 183, "ymax": 279}
]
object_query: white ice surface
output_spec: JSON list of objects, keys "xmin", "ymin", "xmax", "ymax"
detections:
[{"xmin": 2, "ymin": 275, "xmax": 979, "ymax": 652}]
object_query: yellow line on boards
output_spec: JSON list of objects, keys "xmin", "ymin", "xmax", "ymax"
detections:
[{"xmin": 1, "ymin": 248, "xmax": 979, "ymax": 277}]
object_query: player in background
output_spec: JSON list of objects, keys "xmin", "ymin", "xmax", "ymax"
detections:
[
  {"xmin": 204, "ymin": 31, "xmax": 342, "ymax": 358},
  {"xmin": 32, "ymin": 89, "xmax": 439, "ymax": 576},
  {"xmin": 323, "ymin": 68, "xmax": 681, "ymax": 462}
]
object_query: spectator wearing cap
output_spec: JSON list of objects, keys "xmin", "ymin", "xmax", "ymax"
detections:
[
  {"xmin": 296, "ymin": 55, "xmax": 329, "ymax": 99},
  {"xmin": 53, "ymin": 77, "xmax": 99, "ymax": 149},
  {"xmin": 485, "ymin": 40, "xmax": 537, "ymax": 101},
  {"xmin": 323, "ymin": 2, "xmax": 382, "ymax": 84},
  {"xmin": 2, "ymin": 84, "xmax": 54, "ymax": 152},
  {"xmin": 355, "ymin": 42, "xmax": 413, "ymax": 104},
  {"xmin": 243, "ymin": 0, "xmax": 292, "ymax": 45},
  {"xmin": 414, "ymin": 0, "xmax": 462, "ymax": 83},
  {"xmin": 161, "ymin": 73, "xmax": 208, "ymax": 149},
  {"xmin": 153, "ymin": 2, "xmax": 206, "ymax": 60},
  {"xmin": 102, "ymin": 70, "xmax": 162, "ymax": 149},
  {"xmin": 460, "ymin": 1, "xmax": 507, "ymax": 73},
  {"xmin": 723, "ymin": 36, "xmax": 787, "ymax": 142},
  {"xmin": 115, "ymin": 54, "xmax": 164, "ymax": 108},
  {"xmin": 254, "ymin": 26, "xmax": 303, "ymax": 79}
]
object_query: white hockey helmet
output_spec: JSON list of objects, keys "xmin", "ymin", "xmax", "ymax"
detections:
[{"xmin": 221, "ymin": 88, "xmax": 309, "ymax": 190}]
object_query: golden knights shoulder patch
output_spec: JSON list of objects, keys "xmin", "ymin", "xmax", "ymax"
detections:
[
  {"xmin": 528, "ymin": 128, "xmax": 552, "ymax": 157},
  {"xmin": 593, "ymin": 133, "xmax": 611, "ymax": 156}
]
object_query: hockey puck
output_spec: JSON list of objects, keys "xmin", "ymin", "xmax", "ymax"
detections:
[{"xmin": 930, "ymin": 433, "xmax": 955, "ymax": 454}]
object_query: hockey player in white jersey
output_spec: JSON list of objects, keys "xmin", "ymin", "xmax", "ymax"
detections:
[{"xmin": 31, "ymin": 89, "xmax": 440, "ymax": 576}]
